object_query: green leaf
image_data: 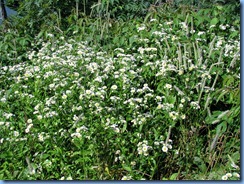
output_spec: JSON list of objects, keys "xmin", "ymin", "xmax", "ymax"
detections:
[
  {"xmin": 122, "ymin": 164, "xmax": 132, "ymax": 172},
  {"xmin": 223, "ymin": 75, "xmax": 234, "ymax": 86},
  {"xmin": 120, "ymin": 37, "xmax": 125, "ymax": 45},
  {"xmin": 0, "ymin": 173, "xmax": 4, "ymax": 180},
  {"xmin": 216, "ymin": 121, "xmax": 227, "ymax": 134},
  {"xmin": 122, "ymin": 121, "xmax": 127, "ymax": 133},
  {"xmin": 113, "ymin": 37, "xmax": 119, "ymax": 45},
  {"xmin": 129, "ymin": 36, "xmax": 135, "ymax": 46},
  {"xmin": 167, "ymin": 95, "xmax": 176, "ymax": 104},
  {"xmin": 216, "ymin": 5, "xmax": 223, "ymax": 10},
  {"xmin": 216, "ymin": 90, "xmax": 229, "ymax": 102},
  {"xmin": 230, "ymin": 31, "xmax": 239, "ymax": 39},
  {"xmin": 169, "ymin": 173, "xmax": 178, "ymax": 180},
  {"xmin": 210, "ymin": 18, "xmax": 219, "ymax": 26}
]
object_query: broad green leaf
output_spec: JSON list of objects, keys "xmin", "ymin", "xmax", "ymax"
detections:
[
  {"xmin": 210, "ymin": 18, "xmax": 219, "ymax": 26},
  {"xmin": 122, "ymin": 164, "xmax": 132, "ymax": 172},
  {"xmin": 169, "ymin": 173, "xmax": 178, "ymax": 180},
  {"xmin": 216, "ymin": 121, "xmax": 227, "ymax": 134},
  {"xmin": 223, "ymin": 75, "xmax": 234, "ymax": 86}
]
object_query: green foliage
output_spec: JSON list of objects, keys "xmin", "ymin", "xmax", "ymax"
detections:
[
  {"xmin": 90, "ymin": 0, "xmax": 155, "ymax": 20},
  {"xmin": 0, "ymin": 29, "xmax": 33, "ymax": 66},
  {"xmin": 0, "ymin": 3, "xmax": 240, "ymax": 180},
  {"xmin": 174, "ymin": 0, "xmax": 239, "ymax": 9},
  {"xmin": 5, "ymin": 0, "xmax": 156, "ymax": 35}
]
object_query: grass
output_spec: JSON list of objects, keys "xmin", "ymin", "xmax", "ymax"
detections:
[{"xmin": 0, "ymin": 4, "xmax": 240, "ymax": 180}]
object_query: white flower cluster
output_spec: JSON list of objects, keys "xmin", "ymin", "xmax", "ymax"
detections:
[
  {"xmin": 154, "ymin": 136, "xmax": 173, "ymax": 153},
  {"xmin": 71, "ymin": 125, "xmax": 88, "ymax": 138},
  {"xmin": 162, "ymin": 139, "xmax": 173, "ymax": 153},
  {"xmin": 138, "ymin": 47, "xmax": 157, "ymax": 55},
  {"xmin": 25, "ymin": 119, "xmax": 33, "ymax": 133},
  {"xmin": 121, "ymin": 175, "xmax": 132, "ymax": 180},
  {"xmin": 221, "ymin": 172, "xmax": 240, "ymax": 180},
  {"xmin": 137, "ymin": 140, "xmax": 152, "ymax": 156},
  {"xmin": 137, "ymin": 24, "xmax": 146, "ymax": 32}
]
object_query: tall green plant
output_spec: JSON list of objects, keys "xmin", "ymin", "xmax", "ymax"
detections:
[{"xmin": 90, "ymin": 0, "xmax": 156, "ymax": 20}]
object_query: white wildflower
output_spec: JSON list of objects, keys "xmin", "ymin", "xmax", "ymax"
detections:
[
  {"xmin": 38, "ymin": 133, "xmax": 44, "ymax": 142},
  {"xmin": 181, "ymin": 114, "xmax": 186, "ymax": 120},
  {"xmin": 13, "ymin": 131, "xmax": 19, "ymax": 137},
  {"xmin": 219, "ymin": 25, "xmax": 226, "ymax": 30},
  {"xmin": 62, "ymin": 94, "xmax": 67, "ymax": 99},
  {"xmin": 233, "ymin": 172, "xmax": 240, "ymax": 178},
  {"xmin": 165, "ymin": 83, "xmax": 172, "ymax": 89},
  {"xmin": 221, "ymin": 175, "xmax": 228, "ymax": 180},
  {"xmin": 121, "ymin": 175, "xmax": 132, "ymax": 180},
  {"xmin": 37, "ymin": 115, "xmax": 43, "ymax": 120},
  {"xmin": 66, "ymin": 176, "xmax": 73, "ymax": 180},
  {"xmin": 226, "ymin": 173, "xmax": 232, "ymax": 177},
  {"xmin": 111, "ymin": 85, "xmax": 118, "ymax": 90},
  {"xmin": 137, "ymin": 24, "xmax": 146, "ymax": 32},
  {"xmin": 162, "ymin": 145, "xmax": 168, "ymax": 153}
]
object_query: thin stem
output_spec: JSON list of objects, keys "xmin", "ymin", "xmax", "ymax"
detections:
[
  {"xmin": 165, "ymin": 126, "xmax": 172, "ymax": 145},
  {"xmin": 177, "ymin": 42, "xmax": 182, "ymax": 70}
]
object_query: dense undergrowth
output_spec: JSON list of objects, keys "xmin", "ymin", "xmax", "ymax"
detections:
[{"xmin": 0, "ymin": 2, "xmax": 240, "ymax": 180}]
